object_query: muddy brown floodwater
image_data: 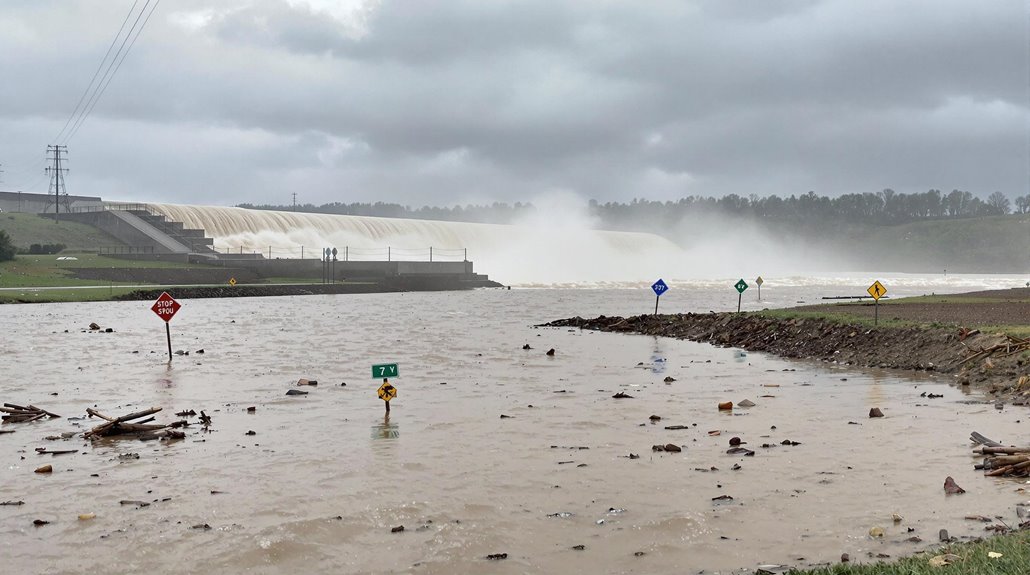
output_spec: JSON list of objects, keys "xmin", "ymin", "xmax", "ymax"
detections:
[{"xmin": 1, "ymin": 281, "xmax": 1028, "ymax": 574}]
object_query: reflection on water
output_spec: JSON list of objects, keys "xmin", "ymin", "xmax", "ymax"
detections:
[
  {"xmin": 371, "ymin": 414, "xmax": 400, "ymax": 440},
  {"xmin": 0, "ymin": 282, "xmax": 1025, "ymax": 575},
  {"xmin": 866, "ymin": 371, "xmax": 889, "ymax": 406}
]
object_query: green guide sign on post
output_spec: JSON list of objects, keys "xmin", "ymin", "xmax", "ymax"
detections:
[
  {"xmin": 734, "ymin": 279, "xmax": 748, "ymax": 313},
  {"xmin": 372, "ymin": 363, "xmax": 399, "ymax": 379}
]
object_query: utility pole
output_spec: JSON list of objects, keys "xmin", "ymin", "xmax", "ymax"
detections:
[
  {"xmin": 292, "ymin": 192, "xmax": 297, "ymax": 212},
  {"xmin": 45, "ymin": 145, "xmax": 69, "ymax": 222}
]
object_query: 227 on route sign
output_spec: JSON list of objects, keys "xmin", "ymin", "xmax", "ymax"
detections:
[
  {"xmin": 372, "ymin": 363, "xmax": 399, "ymax": 378},
  {"xmin": 151, "ymin": 292, "xmax": 181, "ymax": 323}
]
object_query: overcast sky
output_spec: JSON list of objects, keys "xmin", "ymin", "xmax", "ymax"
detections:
[{"xmin": 0, "ymin": 0, "xmax": 1026, "ymax": 208}]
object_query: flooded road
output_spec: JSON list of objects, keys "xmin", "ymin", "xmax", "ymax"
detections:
[{"xmin": 0, "ymin": 280, "xmax": 1027, "ymax": 574}]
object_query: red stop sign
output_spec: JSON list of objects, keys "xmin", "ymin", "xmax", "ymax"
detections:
[{"xmin": 151, "ymin": 292, "xmax": 181, "ymax": 323}]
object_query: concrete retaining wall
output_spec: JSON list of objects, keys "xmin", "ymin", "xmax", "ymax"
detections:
[
  {"xmin": 0, "ymin": 191, "xmax": 102, "ymax": 214},
  {"xmin": 199, "ymin": 258, "xmax": 477, "ymax": 280}
]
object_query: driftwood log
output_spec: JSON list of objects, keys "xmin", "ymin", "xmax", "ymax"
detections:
[
  {"xmin": 971, "ymin": 432, "xmax": 1030, "ymax": 477},
  {"xmin": 1, "ymin": 403, "xmax": 61, "ymax": 424},
  {"xmin": 962, "ymin": 335, "xmax": 1030, "ymax": 365},
  {"xmin": 84, "ymin": 407, "xmax": 186, "ymax": 441}
]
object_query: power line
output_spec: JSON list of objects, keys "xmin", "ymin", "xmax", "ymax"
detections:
[
  {"xmin": 53, "ymin": 0, "xmax": 140, "ymax": 144},
  {"xmin": 62, "ymin": 0, "xmax": 162, "ymax": 144},
  {"xmin": 3, "ymin": 1, "xmax": 161, "ymax": 190},
  {"xmin": 2, "ymin": 157, "xmax": 49, "ymax": 191}
]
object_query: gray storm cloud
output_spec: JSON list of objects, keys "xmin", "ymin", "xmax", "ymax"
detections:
[{"xmin": 0, "ymin": 0, "xmax": 1025, "ymax": 206}]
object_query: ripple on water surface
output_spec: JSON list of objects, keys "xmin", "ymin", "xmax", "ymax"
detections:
[{"xmin": 0, "ymin": 285, "xmax": 1024, "ymax": 574}]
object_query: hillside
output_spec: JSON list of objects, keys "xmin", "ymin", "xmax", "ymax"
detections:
[
  {"xmin": 0, "ymin": 212, "xmax": 123, "ymax": 251},
  {"xmin": 685, "ymin": 214, "xmax": 1030, "ymax": 274},
  {"xmin": 838, "ymin": 215, "xmax": 1030, "ymax": 273}
]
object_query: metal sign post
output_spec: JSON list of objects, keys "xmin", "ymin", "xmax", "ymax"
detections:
[
  {"xmin": 755, "ymin": 276, "xmax": 764, "ymax": 301},
  {"xmin": 150, "ymin": 292, "xmax": 181, "ymax": 362},
  {"xmin": 322, "ymin": 249, "xmax": 326, "ymax": 283},
  {"xmin": 734, "ymin": 279, "xmax": 749, "ymax": 313},
  {"xmin": 331, "ymin": 247, "xmax": 338, "ymax": 284},
  {"xmin": 373, "ymin": 364, "xmax": 399, "ymax": 414},
  {"xmin": 651, "ymin": 279, "xmax": 669, "ymax": 315},
  {"xmin": 867, "ymin": 280, "xmax": 887, "ymax": 325}
]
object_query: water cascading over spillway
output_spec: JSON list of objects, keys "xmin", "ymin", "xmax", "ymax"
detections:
[{"xmin": 146, "ymin": 203, "xmax": 686, "ymax": 285}]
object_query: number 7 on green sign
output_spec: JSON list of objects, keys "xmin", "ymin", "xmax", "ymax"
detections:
[{"xmin": 372, "ymin": 363, "xmax": 399, "ymax": 379}]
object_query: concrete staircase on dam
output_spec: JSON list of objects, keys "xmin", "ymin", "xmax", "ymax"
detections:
[{"xmin": 52, "ymin": 205, "xmax": 218, "ymax": 259}]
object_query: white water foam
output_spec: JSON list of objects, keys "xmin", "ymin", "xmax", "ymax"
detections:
[
  {"xmin": 146, "ymin": 202, "xmax": 686, "ymax": 285},
  {"xmin": 143, "ymin": 202, "xmax": 1029, "ymax": 289}
]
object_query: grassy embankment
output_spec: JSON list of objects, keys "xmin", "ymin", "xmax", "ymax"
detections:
[
  {"xmin": 0, "ymin": 211, "xmax": 122, "ymax": 250},
  {"xmin": 0, "ymin": 254, "xmax": 207, "ymax": 302},
  {"xmin": 0, "ymin": 213, "xmax": 332, "ymax": 302},
  {"xmin": 788, "ymin": 529, "xmax": 1030, "ymax": 574},
  {"xmin": 758, "ymin": 293, "xmax": 1030, "ymax": 339}
]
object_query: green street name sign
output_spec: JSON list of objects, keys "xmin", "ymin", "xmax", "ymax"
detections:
[
  {"xmin": 734, "ymin": 279, "xmax": 749, "ymax": 294},
  {"xmin": 372, "ymin": 363, "xmax": 399, "ymax": 378}
]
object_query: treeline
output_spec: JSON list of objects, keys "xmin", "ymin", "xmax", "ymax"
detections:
[
  {"xmin": 237, "ymin": 201, "xmax": 534, "ymax": 224},
  {"xmin": 591, "ymin": 189, "xmax": 1028, "ymax": 227},
  {"xmin": 239, "ymin": 189, "xmax": 1030, "ymax": 227}
]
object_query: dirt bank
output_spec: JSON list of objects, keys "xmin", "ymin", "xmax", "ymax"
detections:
[
  {"xmin": 799, "ymin": 287, "xmax": 1030, "ymax": 327},
  {"xmin": 544, "ymin": 310, "xmax": 1030, "ymax": 402}
]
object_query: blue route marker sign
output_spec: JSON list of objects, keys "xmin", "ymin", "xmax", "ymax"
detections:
[{"xmin": 651, "ymin": 279, "xmax": 669, "ymax": 315}]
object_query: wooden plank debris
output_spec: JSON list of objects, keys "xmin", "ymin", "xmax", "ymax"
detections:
[
  {"xmin": 1, "ymin": 403, "xmax": 61, "ymax": 424},
  {"xmin": 84, "ymin": 407, "xmax": 187, "ymax": 441},
  {"xmin": 971, "ymin": 432, "xmax": 1030, "ymax": 477}
]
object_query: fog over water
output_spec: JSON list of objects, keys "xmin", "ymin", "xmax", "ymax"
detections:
[{"xmin": 146, "ymin": 199, "xmax": 895, "ymax": 286}]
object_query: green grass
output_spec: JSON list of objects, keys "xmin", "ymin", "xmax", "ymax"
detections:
[
  {"xmin": 0, "ymin": 286, "xmax": 139, "ymax": 303},
  {"xmin": 0, "ymin": 254, "xmax": 222, "ymax": 288},
  {"xmin": 755, "ymin": 308, "xmax": 926, "ymax": 330},
  {"xmin": 259, "ymin": 276, "xmax": 323, "ymax": 284},
  {"xmin": 790, "ymin": 530, "xmax": 1030, "ymax": 574},
  {"xmin": 757, "ymin": 293, "xmax": 1030, "ymax": 338},
  {"xmin": 884, "ymin": 295, "xmax": 1030, "ymax": 305},
  {"xmin": 0, "ymin": 212, "xmax": 123, "ymax": 249},
  {"xmin": 48, "ymin": 254, "xmax": 203, "ymax": 269}
]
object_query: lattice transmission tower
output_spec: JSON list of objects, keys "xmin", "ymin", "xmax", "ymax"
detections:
[{"xmin": 44, "ymin": 145, "xmax": 71, "ymax": 220}]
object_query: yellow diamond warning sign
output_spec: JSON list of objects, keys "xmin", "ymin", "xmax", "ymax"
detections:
[
  {"xmin": 867, "ymin": 280, "xmax": 887, "ymax": 301},
  {"xmin": 378, "ymin": 381, "xmax": 397, "ymax": 401}
]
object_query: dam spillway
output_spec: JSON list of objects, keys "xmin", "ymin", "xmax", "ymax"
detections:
[{"xmin": 142, "ymin": 203, "xmax": 685, "ymax": 285}]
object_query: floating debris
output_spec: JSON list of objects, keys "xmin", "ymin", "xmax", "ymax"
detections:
[
  {"xmin": 1, "ymin": 403, "xmax": 61, "ymax": 424},
  {"xmin": 84, "ymin": 407, "xmax": 186, "ymax": 441}
]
